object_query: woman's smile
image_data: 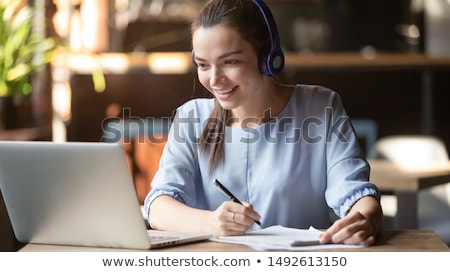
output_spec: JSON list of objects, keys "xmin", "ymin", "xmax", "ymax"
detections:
[{"xmin": 212, "ymin": 86, "xmax": 238, "ymax": 97}]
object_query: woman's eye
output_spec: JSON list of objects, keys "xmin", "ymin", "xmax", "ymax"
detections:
[
  {"xmin": 197, "ymin": 63, "xmax": 209, "ymax": 69},
  {"xmin": 225, "ymin": 59, "xmax": 238, "ymax": 65}
]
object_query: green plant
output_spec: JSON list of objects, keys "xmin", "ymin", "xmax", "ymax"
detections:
[{"xmin": 0, "ymin": 0, "xmax": 55, "ymax": 97}]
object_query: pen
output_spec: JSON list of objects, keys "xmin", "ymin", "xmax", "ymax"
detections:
[{"xmin": 213, "ymin": 178, "xmax": 262, "ymax": 226}]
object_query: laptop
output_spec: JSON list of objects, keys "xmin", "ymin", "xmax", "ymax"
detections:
[{"xmin": 0, "ymin": 141, "xmax": 211, "ymax": 249}]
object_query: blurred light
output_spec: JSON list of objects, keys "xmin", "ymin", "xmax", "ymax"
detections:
[
  {"xmin": 410, "ymin": 0, "xmax": 424, "ymax": 14},
  {"xmin": 59, "ymin": 53, "xmax": 129, "ymax": 73},
  {"xmin": 115, "ymin": 0, "xmax": 129, "ymax": 10},
  {"xmin": 397, "ymin": 24, "xmax": 421, "ymax": 39},
  {"xmin": 52, "ymin": 81, "xmax": 72, "ymax": 123},
  {"xmin": 54, "ymin": 52, "xmax": 191, "ymax": 74},
  {"xmin": 147, "ymin": 53, "xmax": 191, "ymax": 74},
  {"xmin": 360, "ymin": 45, "xmax": 377, "ymax": 60},
  {"xmin": 149, "ymin": 0, "xmax": 164, "ymax": 16},
  {"xmin": 408, "ymin": 24, "xmax": 421, "ymax": 39},
  {"xmin": 98, "ymin": 54, "xmax": 130, "ymax": 73},
  {"xmin": 426, "ymin": 0, "xmax": 445, "ymax": 18},
  {"xmin": 377, "ymin": 137, "xmax": 449, "ymax": 171},
  {"xmin": 80, "ymin": 0, "xmax": 109, "ymax": 52}
]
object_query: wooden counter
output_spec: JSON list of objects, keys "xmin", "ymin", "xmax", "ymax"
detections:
[{"xmin": 284, "ymin": 52, "xmax": 450, "ymax": 70}]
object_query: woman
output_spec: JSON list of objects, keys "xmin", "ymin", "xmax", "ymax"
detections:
[{"xmin": 144, "ymin": 0, "xmax": 383, "ymax": 246}]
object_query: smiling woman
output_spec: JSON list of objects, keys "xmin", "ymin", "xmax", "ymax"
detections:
[{"xmin": 145, "ymin": 0, "xmax": 383, "ymax": 247}]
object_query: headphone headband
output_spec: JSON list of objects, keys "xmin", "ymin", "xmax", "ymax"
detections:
[{"xmin": 252, "ymin": 0, "xmax": 285, "ymax": 76}]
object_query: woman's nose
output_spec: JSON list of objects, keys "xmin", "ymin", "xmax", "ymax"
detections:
[{"xmin": 209, "ymin": 67, "xmax": 224, "ymax": 86}]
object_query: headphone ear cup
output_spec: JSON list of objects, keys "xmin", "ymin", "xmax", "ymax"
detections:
[
  {"xmin": 266, "ymin": 49, "xmax": 285, "ymax": 76},
  {"xmin": 260, "ymin": 48, "xmax": 285, "ymax": 76}
]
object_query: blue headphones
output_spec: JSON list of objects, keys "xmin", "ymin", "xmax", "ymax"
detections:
[
  {"xmin": 252, "ymin": 0, "xmax": 285, "ymax": 76},
  {"xmin": 192, "ymin": 0, "xmax": 285, "ymax": 76}
]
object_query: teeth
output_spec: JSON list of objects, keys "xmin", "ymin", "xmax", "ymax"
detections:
[
  {"xmin": 215, "ymin": 86, "xmax": 236, "ymax": 94},
  {"xmin": 218, "ymin": 89, "xmax": 232, "ymax": 94}
]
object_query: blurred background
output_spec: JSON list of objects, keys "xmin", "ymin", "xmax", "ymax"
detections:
[
  {"xmin": 1, "ymin": 0, "xmax": 450, "ymax": 250},
  {"xmin": 2, "ymin": 0, "xmax": 447, "ymax": 149}
]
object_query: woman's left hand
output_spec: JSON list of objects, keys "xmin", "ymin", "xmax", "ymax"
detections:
[{"xmin": 319, "ymin": 211, "xmax": 377, "ymax": 246}]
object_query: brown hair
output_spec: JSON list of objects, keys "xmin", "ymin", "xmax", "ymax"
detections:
[{"xmin": 192, "ymin": 0, "xmax": 271, "ymax": 172}]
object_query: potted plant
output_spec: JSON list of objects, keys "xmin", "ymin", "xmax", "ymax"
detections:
[{"xmin": 0, "ymin": 0, "xmax": 55, "ymax": 129}]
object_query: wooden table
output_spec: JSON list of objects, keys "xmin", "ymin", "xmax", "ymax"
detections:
[
  {"xmin": 18, "ymin": 229, "xmax": 449, "ymax": 252},
  {"xmin": 368, "ymin": 159, "xmax": 450, "ymax": 229}
]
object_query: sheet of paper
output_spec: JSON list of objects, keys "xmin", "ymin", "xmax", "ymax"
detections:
[{"xmin": 211, "ymin": 225, "xmax": 364, "ymax": 251}]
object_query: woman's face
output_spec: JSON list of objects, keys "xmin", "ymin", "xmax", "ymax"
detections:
[{"xmin": 192, "ymin": 25, "xmax": 264, "ymax": 112}]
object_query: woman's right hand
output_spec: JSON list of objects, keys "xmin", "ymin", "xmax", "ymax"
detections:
[{"xmin": 207, "ymin": 201, "xmax": 261, "ymax": 236}]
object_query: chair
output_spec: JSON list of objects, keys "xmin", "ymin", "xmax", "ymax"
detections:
[
  {"xmin": 368, "ymin": 135, "xmax": 450, "ymax": 244},
  {"xmin": 102, "ymin": 118, "xmax": 171, "ymax": 204}
]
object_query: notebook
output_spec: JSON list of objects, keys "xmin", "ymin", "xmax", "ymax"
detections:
[
  {"xmin": 213, "ymin": 225, "xmax": 321, "ymax": 248},
  {"xmin": 0, "ymin": 141, "xmax": 211, "ymax": 249}
]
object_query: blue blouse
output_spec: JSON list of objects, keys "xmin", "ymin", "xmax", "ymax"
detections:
[{"xmin": 144, "ymin": 84, "xmax": 379, "ymax": 229}]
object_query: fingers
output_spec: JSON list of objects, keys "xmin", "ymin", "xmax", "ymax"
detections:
[
  {"xmin": 319, "ymin": 212, "xmax": 376, "ymax": 246},
  {"xmin": 240, "ymin": 202, "xmax": 261, "ymax": 224},
  {"xmin": 227, "ymin": 202, "xmax": 260, "ymax": 226},
  {"xmin": 214, "ymin": 201, "xmax": 261, "ymax": 236}
]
